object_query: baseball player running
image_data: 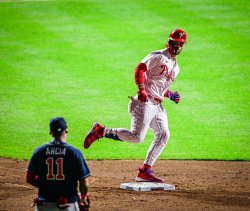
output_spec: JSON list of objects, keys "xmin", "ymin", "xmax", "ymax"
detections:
[
  {"xmin": 83, "ymin": 29, "xmax": 187, "ymax": 183},
  {"xmin": 27, "ymin": 117, "xmax": 91, "ymax": 211}
]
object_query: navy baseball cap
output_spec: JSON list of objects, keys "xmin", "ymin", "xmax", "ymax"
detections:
[{"xmin": 49, "ymin": 117, "xmax": 67, "ymax": 134}]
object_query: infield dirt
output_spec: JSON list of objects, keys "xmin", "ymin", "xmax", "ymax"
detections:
[{"xmin": 0, "ymin": 158, "xmax": 249, "ymax": 211}]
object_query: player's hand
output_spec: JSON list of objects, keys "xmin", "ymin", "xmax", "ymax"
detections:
[
  {"xmin": 169, "ymin": 91, "xmax": 180, "ymax": 104},
  {"xmin": 79, "ymin": 195, "xmax": 90, "ymax": 211},
  {"xmin": 138, "ymin": 88, "xmax": 148, "ymax": 102}
]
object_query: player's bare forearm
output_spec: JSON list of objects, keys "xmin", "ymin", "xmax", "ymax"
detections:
[
  {"xmin": 79, "ymin": 178, "xmax": 90, "ymax": 211},
  {"xmin": 79, "ymin": 177, "xmax": 89, "ymax": 194}
]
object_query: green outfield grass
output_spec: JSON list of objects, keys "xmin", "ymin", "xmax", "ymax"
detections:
[{"xmin": 0, "ymin": 0, "xmax": 249, "ymax": 160}]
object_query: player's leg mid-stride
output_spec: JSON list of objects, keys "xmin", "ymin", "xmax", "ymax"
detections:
[{"xmin": 83, "ymin": 123, "xmax": 164, "ymax": 183}]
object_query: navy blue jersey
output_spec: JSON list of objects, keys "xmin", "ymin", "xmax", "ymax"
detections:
[{"xmin": 27, "ymin": 140, "xmax": 91, "ymax": 203}]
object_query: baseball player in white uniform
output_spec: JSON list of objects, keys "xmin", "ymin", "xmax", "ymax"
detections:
[{"xmin": 83, "ymin": 29, "xmax": 187, "ymax": 183}]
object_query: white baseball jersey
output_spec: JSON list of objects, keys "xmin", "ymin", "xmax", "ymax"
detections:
[
  {"xmin": 104, "ymin": 48, "xmax": 180, "ymax": 166},
  {"xmin": 142, "ymin": 48, "xmax": 180, "ymax": 101}
]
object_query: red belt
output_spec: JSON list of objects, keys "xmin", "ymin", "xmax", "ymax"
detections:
[{"xmin": 148, "ymin": 95, "xmax": 162, "ymax": 103}]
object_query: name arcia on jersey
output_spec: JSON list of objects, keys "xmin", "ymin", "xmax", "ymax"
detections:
[{"xmin": 46, "ymin": 147, "xmax": 66, "ymax": 156}]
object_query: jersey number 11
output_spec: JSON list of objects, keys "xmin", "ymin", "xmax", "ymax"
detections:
[{"xmin": 46, "ymin": 157, "xmax": 65, "ymax": 180}]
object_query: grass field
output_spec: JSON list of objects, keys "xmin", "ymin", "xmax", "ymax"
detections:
[{"xmin": 0, "ymin": 0, "xmax": 249, "ymax": 160}]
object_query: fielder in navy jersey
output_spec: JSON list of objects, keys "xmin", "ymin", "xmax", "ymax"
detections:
[
  {"xmin": 83, "ymin": 29, "xmax": 187, "ymax": 183},
  {"xmin": 26, "ymin": 117, "xmax": 91, "ymax": 211}
]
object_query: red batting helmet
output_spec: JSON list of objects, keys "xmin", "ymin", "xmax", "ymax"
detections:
[
  {"xmin": 167, "ymin": 29, "xmax": 187, "ymax": 55},
  {"xmin": 168, "ymin": 29, "xmax": 187, "ymax": 43}
]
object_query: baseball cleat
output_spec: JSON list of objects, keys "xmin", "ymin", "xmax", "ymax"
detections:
[
  {"xmin": 135, "ymin": 168, "xmax": 164, "ymax": 183},
  {"xmin": 83, "ymin": 122, "xmax": 104, "ymax": 149}
]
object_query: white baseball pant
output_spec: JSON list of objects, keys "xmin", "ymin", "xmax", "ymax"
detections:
[{"xmin": 105, "ymin": 97, "xmax": 170, "ymax": 166}]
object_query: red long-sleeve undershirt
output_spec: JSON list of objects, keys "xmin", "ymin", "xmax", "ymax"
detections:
[{"xmin": 134, "ymin": 63, "xmax": 147, "ymax": 86}]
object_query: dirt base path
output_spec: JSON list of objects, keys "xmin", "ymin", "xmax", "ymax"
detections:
[{"xmin": 0, "ymin": 158, "xmax": 249, "ymax": 211}]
